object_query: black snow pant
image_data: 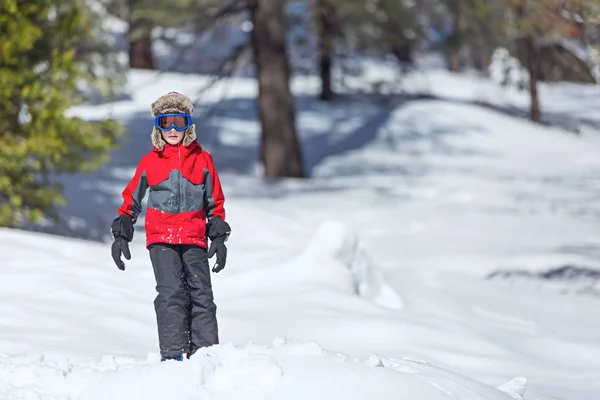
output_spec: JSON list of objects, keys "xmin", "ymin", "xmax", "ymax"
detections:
[{"xmin": 148, "ymin": 243, "xmax": 218, "ymax": 357}]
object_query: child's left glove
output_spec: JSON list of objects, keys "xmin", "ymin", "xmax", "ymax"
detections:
[
  {"xmin": 111, "ymin": 214, "xmax": 134, "ymax": 271},
  {"xmin": 207, "ymin": 217, "xmax": 231, "ymax": 273}
]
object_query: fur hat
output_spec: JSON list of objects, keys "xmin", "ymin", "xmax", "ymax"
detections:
[{"xmin": 151, "ymin": 91, "xmax": 197, "ymax": 151}]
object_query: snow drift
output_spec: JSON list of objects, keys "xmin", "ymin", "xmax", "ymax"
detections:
[
  {"xmin": 0, "ymin": 338, "xmax": 523, "ymax": 400},
  {"xmin": 0, "ymin": 224, "xmax": 532, "ymax": 400},
  {"xmin": 301, "ymin": 220, "xmax": 404, "ymax": 309}
]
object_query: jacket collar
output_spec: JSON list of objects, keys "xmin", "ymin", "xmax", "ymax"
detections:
[{"xmin": 153, "ymin": 140, "xmax": 201, "ymax": 158}]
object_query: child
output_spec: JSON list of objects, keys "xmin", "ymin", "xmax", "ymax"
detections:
[{"xmin": 110, "ymin": 91, "xmax": 231, "ymax": 361}]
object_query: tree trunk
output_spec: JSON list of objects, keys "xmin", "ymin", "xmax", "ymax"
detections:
[
  {"xmin": 448, "ymin": 51, "xmax": 461, "ymax": 72},
  {"xmin": 391, "ymin": 44, "xmax": 412, "ymax": 64},
  {"xmin": 249, "ymin": 0, "xmax": 304, "ymax": 178},
  {"xmin": 525, "ymin": 36, "xmax": 541, "ymax": 123},
  {"xmin": 514, "ymin": 1, "xmax": 540, "ymax": 123},
  {"xmin": 127, "ymin": 0, "xmax": 154, "ymax": 70},
  {"xmin": 470, "ymin": 44, "xmax": 488, "ymax": 72},
  {"xmin": 317, "ymin": 0, "xmax": 335, "ymax": 101},
  {"xmin": 448, "ymin": 0, "xmax": 462, "ymax": 72},
  {"xmin": 129, "ymin": 33, "xmax": 154, "ymax": 69}
]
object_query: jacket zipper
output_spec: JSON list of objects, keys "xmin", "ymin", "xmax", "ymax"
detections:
[{"xmin": 178, "ymin": 142, "xmax": 182, "ymax": 214}]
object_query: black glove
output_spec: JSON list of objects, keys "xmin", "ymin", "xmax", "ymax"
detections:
[
  {"xmin": 111, "ymin": 214, "xmax": 134, "ymax": 271},
  {"xmin": 206, "ymin": 217, "xmax": 231, "ymax": 273},
  {"xmin": 208, "ymin": 236, "xmax": 227, "ymax": 273}
]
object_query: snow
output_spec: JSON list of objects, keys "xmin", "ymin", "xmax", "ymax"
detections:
[
  {"xmin": 0, "ymin": 226, "xmax": 524, "ymax": 400},
  {"xmin": 3, "ymin": 64, "xmax": 600, "ymax": 399},
  {"xmin": 0, "ymin": 339, "xmax": 523, "ymax": 400}
]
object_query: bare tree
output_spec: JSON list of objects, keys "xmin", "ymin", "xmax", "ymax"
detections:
[{"xmin": 249, "ymin": 0, "xmax": 305, "ymax": 178}]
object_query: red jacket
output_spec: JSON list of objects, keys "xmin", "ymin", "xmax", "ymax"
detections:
[{"xmin": 117, "ymin": 141, "xmax": 226, "ymax": 249}]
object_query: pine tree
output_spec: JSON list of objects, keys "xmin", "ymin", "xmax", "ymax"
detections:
[
  {"xmin": 426, "ymin": 0, "xmax": 505, "ymax": 72},
  {"xmin": 313, "ymin": 0, "xmax": 419, "ymax": 81},
  {"xmin": 505, "ymin": 0, "xmax": 599, "ymax": 122},
  {"xmin": 0, "ymin": 0, "xmax": 123, "ymax": 227},
  {"xmin": 103, "ymin": 0, "xmax": 248, "ymax": 71}
]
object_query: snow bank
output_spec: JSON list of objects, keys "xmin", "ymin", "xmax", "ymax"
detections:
[
  {"xmin": 0, "ymin": 338, "xmax": 519, "ymax": 400},
  {"xmin": 301, "ymin": 220, "xmax": 403, "ymax": 310}
]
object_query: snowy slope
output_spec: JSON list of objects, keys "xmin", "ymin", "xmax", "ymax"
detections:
[
  {"xmin": 0, "ymin": 226, "xmax": 522, "ymax": 400},
  {"xmin": 2, "ymin": 67, "xmax": 600, "ymax": 399}
]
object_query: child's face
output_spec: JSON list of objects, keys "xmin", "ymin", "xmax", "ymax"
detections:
[{"xmin": 162, "ymin": 128, "xmax": 184, "ymax": 146}]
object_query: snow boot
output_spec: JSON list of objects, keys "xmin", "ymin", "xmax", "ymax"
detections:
[{"xmin": 161, "ymin": 354, "xmax": 184, "ymax": 362}]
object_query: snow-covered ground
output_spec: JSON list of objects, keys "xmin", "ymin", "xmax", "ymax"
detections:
[{"xmin": 2, "ymin": 65, "xmax": 600, "ymax": 399}]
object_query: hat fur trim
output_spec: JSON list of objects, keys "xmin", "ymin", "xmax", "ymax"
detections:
[{"xmin": 150, "ymin": 92, "xmax": 196, "ymax": 151}]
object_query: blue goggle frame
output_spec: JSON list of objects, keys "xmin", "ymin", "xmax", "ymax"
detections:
[{"xmin": 154, "ymin": 113, "xmax": 192, "ymax": 131}]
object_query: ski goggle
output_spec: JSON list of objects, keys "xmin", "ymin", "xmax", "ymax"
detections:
[{"xmin": 154, "ymin": 113, "xmax": 192, "ymax": 131}]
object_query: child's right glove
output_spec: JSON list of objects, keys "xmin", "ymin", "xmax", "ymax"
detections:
[
  {"xmin": 111, "ymin": 214, "xmax": 134, "ymax": 271},
  {"xmin": 207, "ymin": 217, "xmax": 231, "ymax": 273}
]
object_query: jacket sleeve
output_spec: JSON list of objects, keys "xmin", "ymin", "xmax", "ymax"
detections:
[
  {"xmin": 204, "ymin": 152, "xmax": 226, "ymax": 222},
  {"xmin": 117, "ymin": 156, "xmax": 149, "ymax": 224}
]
